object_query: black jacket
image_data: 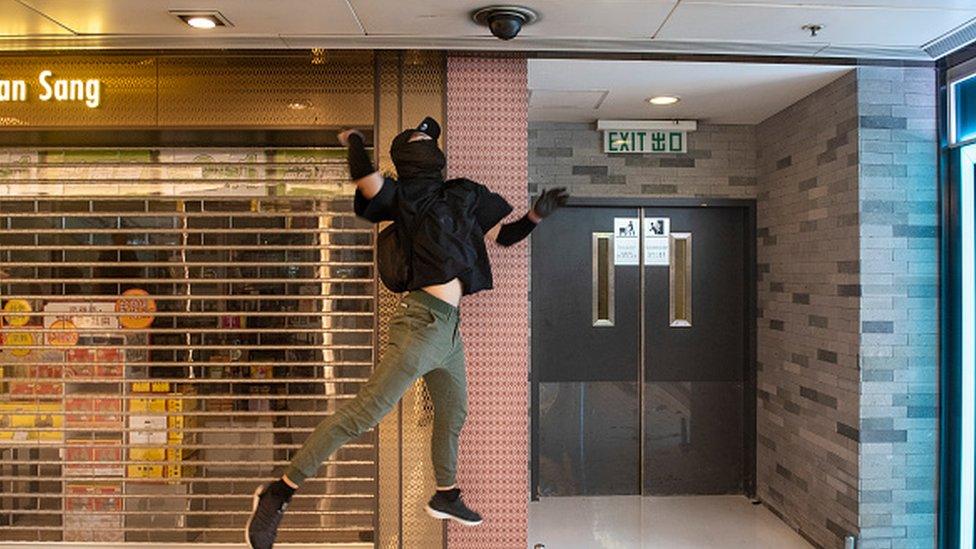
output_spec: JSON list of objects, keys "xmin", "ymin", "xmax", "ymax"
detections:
[{"xmin": 354, "ymin": 176, "xmax": 513, "ymax": 295}]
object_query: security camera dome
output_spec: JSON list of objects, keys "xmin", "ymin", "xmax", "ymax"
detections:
[
  {"xmin": 472, "ymin": 6, "xmax": 539, "ymax": 41},
  {"xmin": 488, "ymin": 12, "xmax": 523, "ymax": 41}
]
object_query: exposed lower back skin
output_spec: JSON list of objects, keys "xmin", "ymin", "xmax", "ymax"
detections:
[{"xmin": 422, "ymin": 278, "xmax": 463, "ymax": 307}]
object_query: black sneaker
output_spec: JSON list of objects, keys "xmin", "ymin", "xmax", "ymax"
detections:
[
  {"xmin": 424, "ymin": 489, "xmax": 483, "ymax": 526},
  {"xmin": 246, "ymin": 484, "xmax": 290, "ymax": 549}
]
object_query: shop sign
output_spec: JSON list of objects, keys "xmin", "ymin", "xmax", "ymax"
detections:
[
  {"xmin": 47, "ymin": 319, "xmax": 80, "ymax": 346},
  {"xmin": 2, "ymin": 299, "xmax": 32, "ymax": 326},
  {"xmin": 3, "ymin": 331, "xmax": 34, "ymax": 357},
  {"xmin": 44, "ymin": 302, "xmax": 118, "ymax": 330},
  {"xmin": 0, "ymin": 70, "xmax": 101, "ymax": 108},
  {"xmin": 116, "ymin": 288, "xmax": 156, "ymax": 329}
]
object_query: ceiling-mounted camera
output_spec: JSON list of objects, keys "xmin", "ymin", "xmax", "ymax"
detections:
[{"xmin": 472, "ymin": 6, "xmax": 539, "ymax": 41}]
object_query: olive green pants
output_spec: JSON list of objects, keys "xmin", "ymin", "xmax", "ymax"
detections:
[{"xmin": 284, "ymin": 290, "xmax": 466, "ymax": 487}]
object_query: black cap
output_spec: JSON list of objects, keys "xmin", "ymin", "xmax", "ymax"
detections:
[{"xmin": 415, "ymin": 117, "xmax": 441, "ymax": 141}]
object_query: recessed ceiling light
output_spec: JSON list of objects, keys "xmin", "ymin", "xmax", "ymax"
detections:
[
  {"xmin": 171, "ymin": 11, "xmax": 232, "ymax": 29},
  {"xmin": 648, "ymin": 96, "xmax": 680, "ymax": 106},
  {"xmin": 187, "ymin": 16, "xmax": 217, "ymax": 29}
]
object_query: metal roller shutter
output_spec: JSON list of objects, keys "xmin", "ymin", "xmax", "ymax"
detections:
[{"xmin": 0, "ymin": 147, "xmax": 377, "ymax": 545}]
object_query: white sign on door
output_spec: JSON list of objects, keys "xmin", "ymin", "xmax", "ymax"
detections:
[
  {"xmin": 613, "ymin": 217, "xmax": 639, "ymax": 265},
  {"xmin": 644, "ymin": 217, "xmax": 670, "ymax": 265}
]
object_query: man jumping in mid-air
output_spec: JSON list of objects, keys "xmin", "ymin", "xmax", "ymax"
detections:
[{"xmin": 246, "ymin": 117, "xmax": 568, "ymax": 549}]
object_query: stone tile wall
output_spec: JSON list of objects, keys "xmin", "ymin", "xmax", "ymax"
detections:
[
  {"xmin": 528, "ymin": 122, "xmax": 757, "ymax": 199},
  {"xmin": 755, "ymin": 70, "xmax": 862, "ymax": 549},
  {"xmin": 855, "ymin": 65, "xmax": 938, "ymax": 549}
]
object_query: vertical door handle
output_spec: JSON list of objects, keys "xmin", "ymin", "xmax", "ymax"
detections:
[
  {"xmin": 592, "ymin": 232, "xmax": 614, "ymax": 327},
  {"xmin": 669, "ymin": 233, "xmax": 692, "ymax": 328}
]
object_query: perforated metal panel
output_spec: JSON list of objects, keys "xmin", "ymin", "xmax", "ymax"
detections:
[
  {"xmin": 0, "ymin": 148, "xmax": 377, "ymax": 545},
  {"xmin": 446, "ymin": 55, "xmax": 530, "ymax": 549},
  {"xmin": 374, "ymin": 50, "xmax": 446, "ymax": 549},
  {"xmin": 375, "ymin": 51, "xmax": 403, "ymax": 549},
  {"xmin": 157, "ymin": 53, "xmax": 375, "ymax": 128},
  {"xmin": 399, "ymin": 50, "xmax": 445, "ymax": 549}
]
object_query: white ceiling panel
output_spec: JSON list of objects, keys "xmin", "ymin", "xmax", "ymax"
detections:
[
  {"xmin": 528, "ymin": 59, "xmax": 852, "ymax": 124},
  {"xmin": 684, "ymin": 0, "xmax": 976, "ymax": 9},
  {"xmin": 530, "ymin": 89, "xmax": 610, "ymax": 109},
  {"xmin": 19, "ymin": 0, "xmax": 363, "ymax": 35},
  {"xmin": 0, "ymin": 35, "xmax": 297, "ymax": 49},
  {"xmin": 0, "ymin": 0, "xmax": 969, "ymax": 59},
  {"xmin": 657, "ymin": 3, "xmax": 976, "ymax": 46},
  {"xmin": 350, "ymin": 0, "xmax": 677, "ymax": 39},
  {"xmin": 0, "ymin": 0, "xmax": 72, "ymax": 35}
]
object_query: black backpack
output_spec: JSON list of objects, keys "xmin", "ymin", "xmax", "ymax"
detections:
[{"xmin": 376, "ymin": 198, "xmax": 435, "ymax": 293}]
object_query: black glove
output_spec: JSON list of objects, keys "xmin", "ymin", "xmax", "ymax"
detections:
[
  {"xmin": 341, "ymin": 130, "xmax": 375, "ymax": 180},
  {"xmin": 338, "ymin": 129, "xmax": 364, "ymax": 147},
  {"xmin": 532, "ymin": 187, "xmax": 569, "ymax": 219}
]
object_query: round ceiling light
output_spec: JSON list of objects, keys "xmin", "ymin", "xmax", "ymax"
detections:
[
  {"xmin": 648, "ymin": 96, "xmax": 680, "ymax": 106},
  {"xmin": 186, "ymin": 16, "xmax": 218, "ymax": 29}
]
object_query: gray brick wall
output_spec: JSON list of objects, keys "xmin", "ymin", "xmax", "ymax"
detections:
[
  {"xmin": 855, "ymin": 65, "xmax": 938, "ymax": 549},
  {"xmin": 528, "ymin": 122, "xmax": 757, "ymax": 198},
  {"xmin": 755, "ymin": 67, "xmax": 938, "ymax": 549},
  {"xmin": 756, "ymin": 71, "xmax": 862, "ymax": 549}
]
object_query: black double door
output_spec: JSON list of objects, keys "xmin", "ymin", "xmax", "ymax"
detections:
[{"xmin": 531, "ymin": 204, "xmax": 755, "ymax": 497}]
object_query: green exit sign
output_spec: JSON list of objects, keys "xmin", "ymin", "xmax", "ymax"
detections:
[{"xmin": 604, "ymin": 130, "xmax": 687, "ymax": 154}]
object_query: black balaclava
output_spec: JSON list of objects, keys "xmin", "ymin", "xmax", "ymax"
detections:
[{"xmin": 390, "ymin": 117, "xmax": 445, "ymax": 180}]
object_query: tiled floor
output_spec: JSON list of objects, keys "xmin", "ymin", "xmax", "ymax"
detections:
[{"xmin": 528, "ymin": 495, "xmax": 813, "ymax": 549}]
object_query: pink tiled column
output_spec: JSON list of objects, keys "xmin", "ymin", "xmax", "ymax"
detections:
[{"xmin": 446, "ymin": 55, "xmax": 529, "ymax": 549}]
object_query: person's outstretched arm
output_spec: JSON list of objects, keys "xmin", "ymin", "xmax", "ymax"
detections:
[
  {"xmin": 488, "ymin": 187, "xmax": 569, "ymax": 246},
  {"xmin": 338, "ymin": 129, "xmax": 384, "ymax": 199},
  {"xmin": 340, "ymin": 129, "xmax": 397, "ymax": 223}
]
